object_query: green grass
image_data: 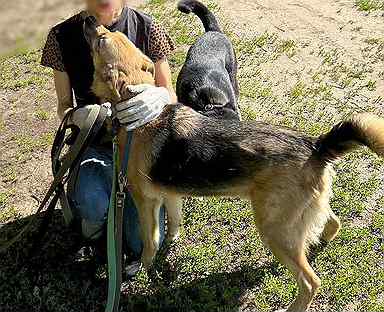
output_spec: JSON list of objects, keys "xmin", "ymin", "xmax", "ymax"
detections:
[
  {"xmin": 0, "ymin": 191, "xmax": 12, "ymax": 210},
  {"xmin": 34, "ymin": 109, "xmax": 50, "ymax": 121},
  {"xmin": 365, "ymin": 37, "xmax": 384, "ymax": 45},
  {"xmin": 0, "ymin": 50, "xmax": 52, "ymax": 90},
  {"xmin": 356, "ymin": 0, "xmax": 384, "ymax": 11},
  {"xmin": 277, "ymin": 39, "xmax": 297, "ymax": 58},
  {"xmin": 0, "ymin": 0, "xmax": 383, "ymax": 312},
  {"xmin": 0, "ymin": 190, "xmax": 20, "ymax": 223},
  {"xmin": 290, "ymin": 81, "xmax": 307, "ymax": 98},
  {"xmin": 15, "ymin": 132, "xmax": 54, "ymax": 153},
  {"xmin": 0, "ymin": 205, "xmax": 20, "ymax": 223}
]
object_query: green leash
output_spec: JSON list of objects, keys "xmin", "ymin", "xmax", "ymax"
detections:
[{"xmin": 105, "ymin": 131, "xmax": 133, "ymax": 312}]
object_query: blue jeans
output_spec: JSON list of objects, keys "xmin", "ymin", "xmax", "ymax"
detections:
[{"xmin": 68, "ymin": 146, "xmax": 165, "ymax": 259}]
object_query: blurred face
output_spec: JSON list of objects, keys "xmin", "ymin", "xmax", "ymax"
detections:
[{"xmin": 86, "ymin": 0, "xmax": 123, "ymax": 18}]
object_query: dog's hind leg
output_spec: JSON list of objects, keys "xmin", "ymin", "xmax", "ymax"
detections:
[
  {"xmin": 163, "ymin": 194, "xmax": 183, "ymax": 243},
  {"xmin": 272, "ymin": 244, "xmax": 320, "ymax": 312},
  {"xmin": 320, "ymin": 209, "xmax": 341, "ymax": 243},
  {"xmin": 251, "ymin": 197, "xmax": 321, "ymax": 312},
  {"xmin": 307, "ymin": 208, "xmax": 340, "ymax": 263},
  {"xmin": 261, "ymin": 227, "xmax": 320, "ymax": 312}
]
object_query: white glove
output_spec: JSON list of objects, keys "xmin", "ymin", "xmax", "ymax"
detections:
[
  {"xmin": 70, "ymin": 103, "xmax": 112, "ymax": 128},
  {"xmin": 114, "ymin": 84, "xmax": 171, "ymax": 131}
]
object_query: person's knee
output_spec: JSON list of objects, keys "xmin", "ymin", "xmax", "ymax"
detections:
[{"xmin": 75, "ymin": 191, "xmax": 109, "ymax": 240}]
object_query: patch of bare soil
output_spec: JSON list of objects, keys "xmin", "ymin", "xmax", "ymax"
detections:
[{"xmin": 220, "ymin": 0, "xmax": 384, "ymax": 102}]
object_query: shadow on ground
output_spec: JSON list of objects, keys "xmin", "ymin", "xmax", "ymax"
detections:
[{"xmin": 0, "ymin": 212, "xmax": 274, "ymax": 312}]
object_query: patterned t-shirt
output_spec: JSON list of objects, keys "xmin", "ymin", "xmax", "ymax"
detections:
[
  {"xmin": 41, "ymin": 19, "xmax": 175, "ymax": 72},
  {"xmin": 40, "ymin": 7, "xmax": 175, "ymax": 107}
]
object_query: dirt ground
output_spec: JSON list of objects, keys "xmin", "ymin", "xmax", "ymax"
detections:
[{"xmin": 219, "ymin": 0, "xmax": 384, "ymax": 98}]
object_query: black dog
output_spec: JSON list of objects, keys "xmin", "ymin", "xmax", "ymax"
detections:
[{"xmin": 176, "ymin": 0, "xmax": 241, "ymax": 120}]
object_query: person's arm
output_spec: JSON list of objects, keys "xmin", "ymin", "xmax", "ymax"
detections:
[
  {"xmin": 41, "ymin": 28, "xmax": 74, "ymax": 120},
  {"xmin": 146, "ymin": 21, "xmax": 177, "ymax": 102},
  {"xmin": 113, "ymin": 21, "xmax": 177, "ymax": 130},
  {"xmin": 54, "ymin": 70, "xmax": 74, "ymax": 121},
  {"xmin": 154, "ymin": 58, "xmax": 177, "ymax": 103}
]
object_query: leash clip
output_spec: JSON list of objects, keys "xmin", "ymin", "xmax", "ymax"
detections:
[
  {"xmin": 115, "ymin": 191, "xmax": 126, "ymax": 210},
  {"xmin": 118, "ymin": 172, "xmax": 128, "ymax": 193}
]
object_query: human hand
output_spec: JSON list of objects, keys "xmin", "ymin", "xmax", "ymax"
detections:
[
  {"xmin": 114, "ymin": 84, "xmax": 170, "ymax": 131},
  {"xmin": 70, "ymin": 103, "xmax": 112, "ymax": 128}
]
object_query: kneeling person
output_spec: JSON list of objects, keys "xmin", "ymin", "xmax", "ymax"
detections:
[{"xmin": 41, "ymin": 0, "xmax": 176, "ymax": 273}]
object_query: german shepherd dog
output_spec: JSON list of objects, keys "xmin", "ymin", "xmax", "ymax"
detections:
[
  {"xmin": 83, "ymin": 15, "xmax": 384, "ymax": 312},
  {"xmin": 176, "ymin": 0, "xmax": 241, "ymax": 120}
]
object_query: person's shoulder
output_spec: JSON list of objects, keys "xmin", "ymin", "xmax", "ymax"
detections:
[
  {"xmin": 51, "ymin": 11, "xmax": 87, "ymax": 35},
  {"xmin": 126, "ymin": 6, "xmax": 153, "ymax": 23}
]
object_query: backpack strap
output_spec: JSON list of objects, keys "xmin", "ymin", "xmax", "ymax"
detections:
[{"xmin": 0, "ymin": 105, "xmax": 108, "ymax": 253}]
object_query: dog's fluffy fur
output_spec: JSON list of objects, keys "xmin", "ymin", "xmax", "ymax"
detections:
[
  {"xmin": 84, "ymin": 15, "xmax": 384, "ymax": 312},
  {"xmin": 176, "ymin": 0, "xmax": 241, "ymax": 120}
]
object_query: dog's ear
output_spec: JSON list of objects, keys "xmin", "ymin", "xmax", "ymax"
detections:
[{"xmin": 141, "ymin": 55, "xmax": 155, "ymax": 77}]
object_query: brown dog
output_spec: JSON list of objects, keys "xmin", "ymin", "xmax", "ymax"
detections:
[{"xmin": 83, "ymin": 16, "xmax": 384, "ymax": 312}]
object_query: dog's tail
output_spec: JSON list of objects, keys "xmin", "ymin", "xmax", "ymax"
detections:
[
  {"xmin": 316, "ymin": 113, "xmax": 384, "ymax": 161},
  {"xmin": 178, "ymin": 0, "xmax": 221, "ymax": 32}
]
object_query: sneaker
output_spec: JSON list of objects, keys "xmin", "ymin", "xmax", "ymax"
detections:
[{"xmin": 124, "ymin": 260, "xmax": 142, "ymax": 279}]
